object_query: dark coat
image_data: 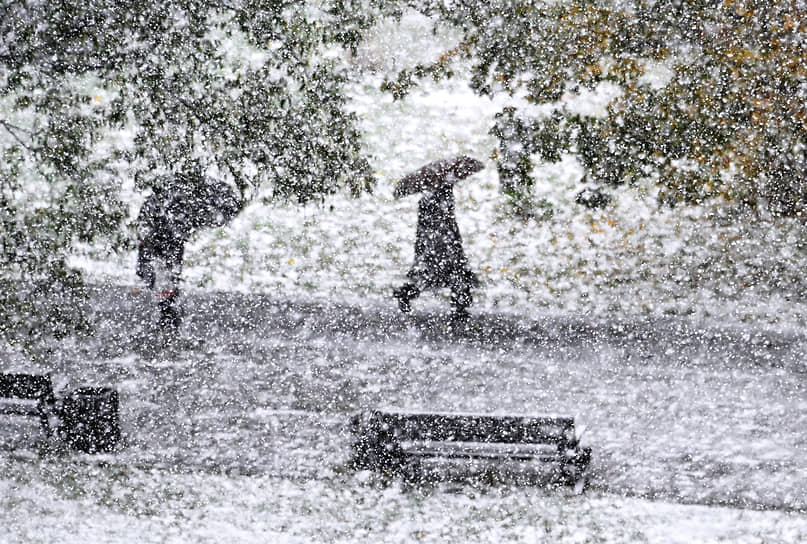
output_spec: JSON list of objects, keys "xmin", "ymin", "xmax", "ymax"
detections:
[
  {"xmin": 407, "ymin": 185, "xmax": 479, "ymax": 291},
  {"xmin": 135, "ymin": 192, "xmax": 187, "ymax": 290}
]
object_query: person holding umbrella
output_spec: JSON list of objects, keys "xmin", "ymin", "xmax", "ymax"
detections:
[
  {"xmin": 392, "ymin": 155, "xmax": 484, "ymax": 317},
  {"xmin": 136, "ymin": 172, "xmax": 241, "ymax": 328}
]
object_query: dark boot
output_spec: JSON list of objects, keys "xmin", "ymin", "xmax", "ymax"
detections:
[
  {"xmin": 450, "ymin": 283, "xmax": 473, "ymax": 318},
  {"xmin": 393, "ymin": 284, "xmax": 419, "ymax": 313}
]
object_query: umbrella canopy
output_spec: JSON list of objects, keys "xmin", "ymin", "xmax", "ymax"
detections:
[
  {"xmin": 184, "ymin": 179, "xmax": 242, "ymax": 230},
  {"xmin": 142, "ymin": 177, "xmax": 242, "ymax": 241},
  {"xmin": 394, "ymin": 155, "xmax": 484, "ymax": 199}
]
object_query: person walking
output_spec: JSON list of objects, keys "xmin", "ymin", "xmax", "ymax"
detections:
[
  {"xmin": 392, "ymin": 156, "xmax": 483, "ymax": 317},
  {"xmin": 136, "ymin": 173, "xmax": 240, "ymax": 328}
]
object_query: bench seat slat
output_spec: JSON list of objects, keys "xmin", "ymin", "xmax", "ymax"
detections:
[{"xmin": 400, "ymin": 440, "xmax": 565, "ymax": 461}]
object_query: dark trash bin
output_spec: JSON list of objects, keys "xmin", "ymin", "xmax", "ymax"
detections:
[{"xmin": 59, "ymin": 387, "xmax": 121, "ymax": 453}]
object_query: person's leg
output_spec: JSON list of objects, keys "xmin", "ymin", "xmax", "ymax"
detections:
[
  {"xmin": 450, "ymin": 281, "xmax": 473, "ymax": 317},
  {"xmin": 136, "ymin": 242, "xmax": 155, "ymax": 289},
  {"xmin": 393, "ymin": 283, "xmax": 420, "ymax": 313},
  {"xmin": 157, "ymin": 241, "xmax": 184, "ymax": 328},
  {"xmin": 157, "ymin": 290, "xmax": 181, "ymax": 328}
]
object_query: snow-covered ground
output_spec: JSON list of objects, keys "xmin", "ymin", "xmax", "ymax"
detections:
[
  {"xmin": 2, "ymin": 460, "xmax": 805, "ymax": 544},
  {"xmin": 2, "ymin": 288, "xmax": 806, "ymax": 543}
]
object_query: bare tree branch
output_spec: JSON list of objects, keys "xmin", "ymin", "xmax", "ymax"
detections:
[{"xmin": 0, "ymin": 119, "xmax": 33, "ymax": 151}]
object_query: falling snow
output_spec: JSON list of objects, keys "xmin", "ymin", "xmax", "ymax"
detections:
[{"xmin": 3, "ymin": 5, "xmax": 807, "ymax": 544}]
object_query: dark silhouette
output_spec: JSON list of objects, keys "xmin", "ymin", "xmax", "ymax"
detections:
[
  {"xmin": 136, "ymin": 176, "xmax": 240, "ymax": 328},
  {"xmin": 393, "ymin": 155, "xmax": 484, "ymax": 198},
  {"xmin": 393, "ymin": 156, "xmax": 483, "ymax": 317}
]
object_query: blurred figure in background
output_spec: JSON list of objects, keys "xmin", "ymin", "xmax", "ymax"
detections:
[{"xmin": 136, "ymin": 173, "xmax": 241, "ymax": 328}]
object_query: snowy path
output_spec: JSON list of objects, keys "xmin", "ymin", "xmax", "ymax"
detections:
[
  {"xmin": 2, "ymin": 286, "xmax": 806, "ymax": 542},
  {"xmin": 22, "ymin": 286, "xmax": 807, "ymax": 509}
]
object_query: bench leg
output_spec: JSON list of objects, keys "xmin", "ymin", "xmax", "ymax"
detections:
[
  {"xmin": 560, "ymin": 447, "xmax": 592, "ymax": 487},
  {"xmin": 400, "ymin": 459, "xmax": 424, "ymax": 484}
]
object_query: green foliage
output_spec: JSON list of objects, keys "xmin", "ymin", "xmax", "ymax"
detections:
[
  {"xmin": 0, "ymin": 0, "xmax": 376, "ymax": 349},
  {"xmin": 380, "ymin": 42, "xmax": 468, "ymax": 100},
  {"xmin": 378, "ymin": 0, "xmax": 807, "ymax": 217}
]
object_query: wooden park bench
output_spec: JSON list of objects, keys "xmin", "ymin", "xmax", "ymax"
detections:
[
  {"xmin": 0, "ymin": 373, "xmax": 56, "ymax": 434},
  {"xmin": 0, "ymin": 373, "xmax": 121, "ymax": 453},
  {"xmin": 350, "ymin": 410, "xmax": 591, "ymax": 486}
]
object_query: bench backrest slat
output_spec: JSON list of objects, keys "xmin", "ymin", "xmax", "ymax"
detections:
[
  {"xmin": 371, "ymin": 411, "xmax": 575, "ymax": 445},
  {"xmin": 0, "ymin": 374, "xmax": 55, "ymax": 403}
]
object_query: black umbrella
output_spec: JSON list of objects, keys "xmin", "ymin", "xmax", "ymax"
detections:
[
  {"xmin": 393, "ymin": 155, "xmax": 484, "ymax": 199},
  {"xmin": 178, "ymin": 178, "xmax": 241, "ymax": 226},
  {"xmin": 142, "ymin": 177, "xmax": 241, "ymax": 243},
  {"xmin": 186, "ymin": 179, "xmax": 242, "ymax": 230}
]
